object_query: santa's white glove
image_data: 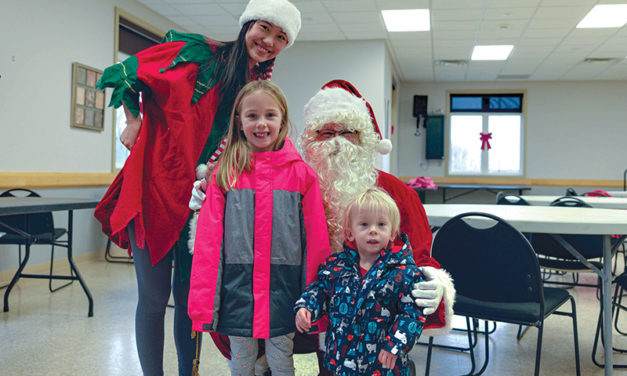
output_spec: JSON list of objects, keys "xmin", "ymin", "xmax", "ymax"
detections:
[
  {"xmin": 189, "ymin": 179, "xmax": 206, "ymax": 211},
  {"xmin": 413, "ymin": 266, "xmax": 445, "ymax": 316}
]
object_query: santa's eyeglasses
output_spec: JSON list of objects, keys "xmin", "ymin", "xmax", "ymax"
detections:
[{"xmin": 316, "ymin": 129, "xmax": 359, "ymax": 139}]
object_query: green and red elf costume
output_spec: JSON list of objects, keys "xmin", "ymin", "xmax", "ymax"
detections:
[{"xmin": 95, "ymin": 30, "xmax": 273, "ymax": 273}]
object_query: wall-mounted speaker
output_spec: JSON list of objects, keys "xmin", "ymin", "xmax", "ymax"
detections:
[{"xmin": 413, "ymin": 95, "xmax": 428, "ymax": 119}]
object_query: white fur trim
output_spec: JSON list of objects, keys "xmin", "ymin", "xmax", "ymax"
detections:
[
  {"xmin": 421, "ymin": 266, "xmax": 456, "ymax": 337},
  {"xmin": 376, "ymin": 139, "xmax": 393, "ymax": 154},
  {"xmin": 187, "ymin": 213, "xmax": 199, "ymax": 254},
  {"xmin": 239, "ymin": 0, "xmax": 301, "ymax": 48},
  {"xmin": 304, "ymin": 87, "xmax": 374, "ymax": 136}
]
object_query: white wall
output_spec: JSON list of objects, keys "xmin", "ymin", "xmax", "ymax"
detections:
[
  {"xmin": 0, "ymin": 0, "xmax": 181, "ymax": 173},
  {"xmin": 397, "ymin": 80, "xmax": 627, "ymax": 180}
]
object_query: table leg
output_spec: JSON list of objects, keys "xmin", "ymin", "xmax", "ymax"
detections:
[
  {"xmin": 3, "ymin": 241, "xmax": 30, "ymax": 312},
  {"xmin": 66, "ymin": 210, "xmax": 94, "ymax": 317},
  {"xmin": 552, "ymin": 234, "xmax": 613, "ymax": 372},
  {"xmin": 602, "ymin": 235, "xmax": 613, "ymax": 375}
]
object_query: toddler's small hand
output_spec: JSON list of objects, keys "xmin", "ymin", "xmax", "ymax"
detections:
[
  {"xmin": 377, "ymin": 349, "xmax": 397, "ymax": 369},
  {"xmin": 295, "ymin": 308, "xmax": 311, "ymax": 333}
]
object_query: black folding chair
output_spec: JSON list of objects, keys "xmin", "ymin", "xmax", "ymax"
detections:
[
  {"xmin": 426, "ymin": 212, "xmax": 580, "ymax": 376},
  {"xmin": 0, "ymin": 189, "xmax": 73, "ymax": 292}
]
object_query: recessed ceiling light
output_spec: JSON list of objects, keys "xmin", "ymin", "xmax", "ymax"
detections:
[
  {"xmin": 381, "ymin": 9, "xmax": 430, "ymax": 32},
  {"xmin": 577, "ymin": 4, "xmax": 627, "ymax": 28},
  {"xmin": 471, "ymin": 45, "xmax": 514, "ymax": 61}
]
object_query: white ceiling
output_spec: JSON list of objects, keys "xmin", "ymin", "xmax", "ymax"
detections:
[{"xmin": 137, "ymin": 0, "xmax": 627, "ymax": 82}]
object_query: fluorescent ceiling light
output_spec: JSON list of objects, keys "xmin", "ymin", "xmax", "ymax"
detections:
[
  {"xmin": 577, "ymin": 4, "xmax": 627, "ymax": 28},
  {"xmin": 381, "ymin": 9, "xmax": 430, "ymax": 32},
  {"xmin": 471, "ymin": 45, "xmax": 514, "ymax": 60}
]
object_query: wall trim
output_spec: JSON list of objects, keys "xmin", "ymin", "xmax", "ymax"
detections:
[
  {"xmin": 0, "ymin": 172, "xmax": 115, "ymax": 189},
  {"xmin": 0, "ymin": 172, "xmax": 623, "ymax": 189}
]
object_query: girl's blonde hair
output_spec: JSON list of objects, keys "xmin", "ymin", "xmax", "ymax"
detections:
[
  {"xmin": 342, "ymin": 187, "xmax": 401, "ymax": 240},
  {"xmin": 215, "ymin": 80, "xmax": 290, "ymax": 190}
]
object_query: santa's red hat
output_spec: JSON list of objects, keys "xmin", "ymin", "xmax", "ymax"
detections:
[{"xmin": 303, "ymin": 79, "xmax": 393, "ymax": 154}]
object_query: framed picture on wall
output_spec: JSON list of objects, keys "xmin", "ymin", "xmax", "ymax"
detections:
[{"xmin": 70, "ymin": 62, "xmax": 105, "ymax": 131}]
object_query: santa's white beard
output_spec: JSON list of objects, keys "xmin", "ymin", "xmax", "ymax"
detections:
[{"xmin": 304, "ymin": 137, "xmax": 378, "ymax": 251}]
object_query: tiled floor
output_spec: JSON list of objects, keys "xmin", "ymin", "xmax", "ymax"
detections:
[{"xmin": 1, "ymin": 251, "xmax": 625, "ymax": 376}]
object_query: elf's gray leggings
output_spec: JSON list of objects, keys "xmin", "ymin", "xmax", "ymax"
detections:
[{"xmin": 129, "ymin": 222, "xmax": 201, "ymax": 376}]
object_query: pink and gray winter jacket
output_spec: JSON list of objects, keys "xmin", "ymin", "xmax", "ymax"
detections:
[{"xmin": 188, "ymin": 138, "xmax": 331, "ymax": 339}]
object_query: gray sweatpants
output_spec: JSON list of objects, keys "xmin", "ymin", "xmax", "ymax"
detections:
[{"xmin": 228, "ymin": 333, "xmax": 295, "ymax": 376}]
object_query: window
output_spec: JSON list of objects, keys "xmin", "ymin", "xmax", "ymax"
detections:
[
  {"xmin": 447, "ymin": 93, "xmax": 524, "ymax": 176},
  {"xmin": 111, "ymin": 8, "xmax": 163, "ymax": 171}
]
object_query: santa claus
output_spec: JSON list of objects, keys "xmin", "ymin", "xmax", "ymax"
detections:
[{"xmin": 300, "ymin": 79, "xmax": 455, "ymax": 336}]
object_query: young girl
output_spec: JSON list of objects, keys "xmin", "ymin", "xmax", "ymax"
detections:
[
  {"xmin": 94, "ymin": 1, "xmax": 301, "ymax": 374},
  {"xmin": 295, "ymin": 188, "xmax": 426, "ymax": 376},
  {"xmin": 188, "ymin": 80, "xmax": 330, "ymax": 376}
]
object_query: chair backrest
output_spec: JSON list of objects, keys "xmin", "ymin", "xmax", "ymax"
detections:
[
  {"xmin": 531, "ymin": 196, "xmax": 602, "ymax": 259},
  {"xmin": 496, "ymin": 193, "xmax": 530, "ymax": 206},
  {"xmin": 565, "ymin": 187, "xmax": 579, "ymax": 196},
  {"xmin": 432, "ymin": 212, "xmax": 543, "ymax": 304},
  {"xmin": 0, "ymin": 189, "xmax": 55, "ymax": 237},
  {"xmin": 550, "ymin": 195, "xmax": 590, "ymax": 208}
]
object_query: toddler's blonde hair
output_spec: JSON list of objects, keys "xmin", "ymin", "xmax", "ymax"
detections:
[{"xmin": 342, "ymin": 187, "xmax": 401, "ymax": 240}]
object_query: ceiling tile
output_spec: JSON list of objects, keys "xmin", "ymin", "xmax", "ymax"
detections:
[
  {"xmin": 431, "ymin": 8, "xmax": 484, "ymax": 21},
  {"xmin": 387, "ymin": 31, "xmax": 432, "ymax": 41},
  {"xmin": 168, "ymin": 3, "xmax": 230, "ymax": 16},
  {"xmin": 431, "ymin": 0, "xmax": 486, "ymax": 10},
  {"xmin": 331, "ymin": 11, "xmax": 381, "ymax": 24},
  {"xmin": 483, "ymin": 6, "xmax": 538, "ymax": 20},
  {"xmin": 485, "ymin": 0, "xmax": 541, "ymax": 7},
  {"xmin": 376, "ymin": 0, "xmax": 430, "ymax": 10},
  {"xmin": 533, "ymin": 6, "xmax": 590, "ymax": 19},
  {"xmin": 301, "ymin": 22, "xmax": 342, "ymax": 33},
  {"xmin": 322, "ymin": 0, "xmax": 378, "ymax": 12},
  {"xmin": 433, "ymin": 20, "xmax": 478, "ymax": 31},
  {"xmin": 343, "ymin": 29, "xmax": 387, "ymax": 39},
  {"xmin": 190, "ymin": 15, "xmax": 238, "ymax": 26}
]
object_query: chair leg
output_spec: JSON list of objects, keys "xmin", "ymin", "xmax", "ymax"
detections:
[
  {"xmin": 416, "ymin": 320, "xmax": 482, "ymax": 352},
  {"xmin": 425, "ymin": 336, "xmax": 433, "ymax": 376},
  {"xmin": 615, "ymin": 282, "xmax": 627, "ymax": 336},
  {"xmin": 592, "ymin": 302, "xmax": 604, "ymax": 368},
  {"xmin": 569, "ymin": 297, "xmax": 581, "ymax": 376},
  {"xmin": 473, "ymin": 320, "xmax": 490, "ymax": 376},
  {"xmin": 516, "ymin": 324, "xmax": 531, "ymax": 340},
  {"xmin": 104, "ymin": 238, "xmax": 133, "ymax": 264},
  {"xmin": 48, "ymin": 244, "xmax": 73, "ymax": 293},
  {"xmin": 464, "ymin": 317, "xmax": 478, "ymax": 376},
  {"xmin": 591, "ymin": 283, "xmax": 627, "ymax": 368},
  {"xmin": 534, "ymin": 324, "xmax": 543, "ymax": 376}
]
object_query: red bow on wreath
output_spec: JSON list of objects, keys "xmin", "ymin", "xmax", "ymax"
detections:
[{"xmin": 480, "ymin": 132, "xmax": 492, "ymax": 150}]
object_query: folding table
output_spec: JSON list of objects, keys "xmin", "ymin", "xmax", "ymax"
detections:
[{"xmin": 0, "ymin": 197, "xmax": 99, "ymax": 317}]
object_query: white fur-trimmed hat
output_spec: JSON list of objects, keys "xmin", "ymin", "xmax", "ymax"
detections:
[
  {"xmin": 239, "ymin": 0, "xmax": 301, "ymax": 48},
  {"xmin": 304, "ymin": 79, "xmax": 393, "ymax": 154}
]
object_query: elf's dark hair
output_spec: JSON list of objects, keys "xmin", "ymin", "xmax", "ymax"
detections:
[{"xmin": 209, "ymin": 20, "xmax": 276, "ymax": 107}]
